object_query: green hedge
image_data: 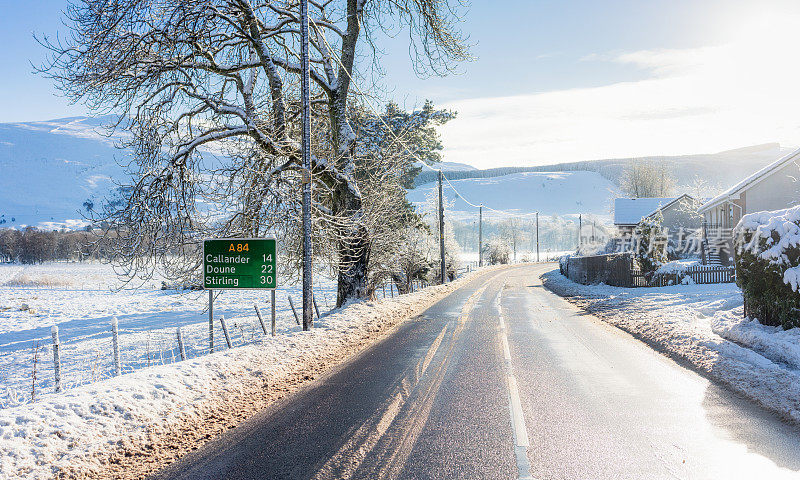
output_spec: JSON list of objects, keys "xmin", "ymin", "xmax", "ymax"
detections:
[{"xmin": 735, "ymin": 209, "xmax": 800, "ymax": 329}]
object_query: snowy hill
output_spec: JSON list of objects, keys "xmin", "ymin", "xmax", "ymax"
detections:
[
  {"xmin": 414, "ymin": 143, "xmax": 789, "ymax": 189},
  {"xmin": 0, "ymin": 116, "xmax": 128, "ymax": 229},
  {"xmin": 406, "ymin": 171, "xmax": 619, "ymax": 220},
  {"xmin": 0, "ymin": 114, "xmax": 788, "ymax": 230}
]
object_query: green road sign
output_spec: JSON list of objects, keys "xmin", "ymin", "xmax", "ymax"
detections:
[{"xmin": 203, "ymin": 237, "xmax": 277, "ymax": 290}]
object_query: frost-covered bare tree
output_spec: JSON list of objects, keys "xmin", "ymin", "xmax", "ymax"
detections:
[
  {"xmin": 38, "ymin": 0, "xmax": 469, "ymax": 305},
  {"xmin": 484, "ymin": 235, "xmax": 510, "ymax": 265},
  {"xmin": 620, "ymin": 161, "xmax": 675, "ymax": 198},
  {"xmin": 388, "ymin": 225, "xmax": 433, "ymax": 294},
  {"xmin": 349, "ymin": 101, "xmax": 455, "ymax": 294},
  {"xmin": 500, "ymin": 217, "xmax": 526, "ymax": 263}
]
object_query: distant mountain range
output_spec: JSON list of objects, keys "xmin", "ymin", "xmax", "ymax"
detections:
[
  {"xmin": 0, "ymin": 116, "xmax": 127, "ymax": 230},
  {"xmin": 406, "ymin": 170, "xmax": 619, "ymax": 221},
  {"xmin": 0, "ymin": 116, "xmax": 790, "ymax": 229},
  {"xmin": 413, "ymin": 143, "xmax": 790, "ymax": 193}
]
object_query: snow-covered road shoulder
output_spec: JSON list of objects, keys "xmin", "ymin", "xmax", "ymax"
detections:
[
  {"xmin": 541, "ymin": 269, "xmax": 800, "ymax": 426},
  {"xmin": 0, "ymin": 268, "xmax": 501, "ymax": 480}
]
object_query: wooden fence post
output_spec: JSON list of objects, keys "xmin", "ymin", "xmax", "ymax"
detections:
[
  {"xmin": 313, "ymin": 296, "xmax": 321, "ymax": 319},
  {"xmin": 111, "ymin": 317, "xmax": 121, "ymax": 376},
  {"xmin": 220, "ymin": 316, "xmax": 232, "ymax": 349},
  {"xmin": 288, "ymin": 296, "xmax": 300, "ymax": 325},
  {"xmin": 254, "ymin": 304, "xmax": 268, "ymax": 335},
  {"xmin": 31, "ymin": 340, "xmax": 40, "ymax": 403},
  {"xmin": 51, "ymin": 326, "xmax": 62, "ymax": 393},
  {"xmin": 176, "ymin": 327, "xmax": 186, "ymax": 361}
]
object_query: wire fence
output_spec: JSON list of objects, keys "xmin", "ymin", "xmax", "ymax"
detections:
[{"xmin": 0, "ymin": 265, "xmax": 480, "ymax": 409}]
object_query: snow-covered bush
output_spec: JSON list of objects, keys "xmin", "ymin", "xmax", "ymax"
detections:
[
  {"xmin": 416, "ymin": 191, "xmax": 463, "ymax": 285},
  {"xmin": 633, "ymin": 210, "xmax": 668, "ymax": 279},
  {"xmin": 654, "ymin": 259, "xmax": 702, "ymax": 275},
  {"xmin": 735, "ymin": 206, "xmax": 800, "ymax": 329},
  {"xmin": 388, "ymin": 227, "xmax": 434, "ymax": 293},
  {"xmin": 443, "ymin": 225, "xmax": 462, "ymax": 281},
  {"xmin": 483, "ymin": 237, "xmax": 511, "ymax": 265}
]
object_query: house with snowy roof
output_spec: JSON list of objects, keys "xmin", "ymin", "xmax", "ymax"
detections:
[
  {"xmin": 613, "ymin": 195, "xmax": 701, "ymax": 238},
  {"xmin": 698, "ymin": 147, "xmax": 800, "ymax": 265}
]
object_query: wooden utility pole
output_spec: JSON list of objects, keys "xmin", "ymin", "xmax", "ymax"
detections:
[
  {"xmin": 438, "ymin": 170, "xmax": 446, "ymax": 284},
  {"xmin": 536, "ymin": 212, "xmax": 540, "ymax": 262},
  {"xmin": 478, "ymin": 205, "xmax": 483, "ymax": 267},
  {"xmin": 300, "ymin": 0, "xmax": 313, "ymax": 330}
]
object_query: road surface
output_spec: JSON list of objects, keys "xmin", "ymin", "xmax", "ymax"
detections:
[{"xmin": 152, "ymin": 264, "xmax": 800, "ymax": 480}]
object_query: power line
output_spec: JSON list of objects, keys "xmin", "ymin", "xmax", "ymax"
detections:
[{"xmin": 440, "ymin": 173, "xmax": 540, "ymax": 218}]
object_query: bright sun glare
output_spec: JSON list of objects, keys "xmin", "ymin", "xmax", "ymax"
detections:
[{"xmin": 440, "ymin": 5, "xmax": 800, "ymax": 168}]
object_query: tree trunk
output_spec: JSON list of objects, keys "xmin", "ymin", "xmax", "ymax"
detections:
[
  {"xmin": 329, "ymin": 2, "xmax": 367, "ymax": 307},
  {"xmin": 333, "ymin": 177, "xmax": 370, "ymax": 307},
  {"xmin": 329, "ymin": 92, "xmax": 365, "ymax": 306}
]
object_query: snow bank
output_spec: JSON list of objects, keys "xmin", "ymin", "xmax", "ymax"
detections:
[
  {"xmin": 542, "ymin": 269, "xmax": 800, "ymax": 425},
  {"xmin": 655, "ymin": 259, "xmax": 703, "ymax": 274},
  {"xmin": 0, "ymin": 268, "xmax": 497, "ymax": 479},
  {"xmin": 711, "ymin": 314, "xmax": 800, "ymax": 371}
]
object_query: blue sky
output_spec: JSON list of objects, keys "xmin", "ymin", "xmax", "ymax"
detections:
[
  {"xmin": 2, "ymin": 0, "xmax": 800, "ymax": 167},
  {"xmin": 377, "ymin": 0, "xmax": 735, "ymax": 104}
]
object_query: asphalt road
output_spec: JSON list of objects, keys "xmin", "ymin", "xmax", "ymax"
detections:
[{"xmin": 152, "ymin": 264, "xmax": 800, "ymax": 480}]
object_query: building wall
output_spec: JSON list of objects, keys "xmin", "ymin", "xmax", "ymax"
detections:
[
  {"xmin": 743, "ymin": 161, "xmax": 800, "ymax": 213},
  {"xmin": 702, "ymin": 197, "xmax": 745, "ymax": 228},
  {"xmin": 698, "ymin": 161, "xmax": 800, "ymax": 265},
  {"xmin": 703, "ymin": 205, "xmax": 725, "ymax": 226}
]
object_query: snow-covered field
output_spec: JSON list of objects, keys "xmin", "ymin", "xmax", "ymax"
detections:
[
  {"xmin": 0, "ymin": 264, "xmax": 499, "ymax": 479},
  {"xmin": 542, "ymin": 270, "xmax": 800, "ymax": 424},
  {"xmin": 0, "ymin": 262, "xmax": 342, "ymax": 407}
]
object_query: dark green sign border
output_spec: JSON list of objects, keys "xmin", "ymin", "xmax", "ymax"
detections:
[{"xmin": 203, "ymin": 237, "xmax": 277, "ymax": 290}]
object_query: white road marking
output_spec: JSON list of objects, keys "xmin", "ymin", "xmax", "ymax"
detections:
[{"xmin": 498, "ymin": 291, "xmax": 536, "ymax": 480}]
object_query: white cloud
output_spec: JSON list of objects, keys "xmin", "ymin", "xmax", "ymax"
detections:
[{"xmin": 440, "ymin": 12, "xmax": 800, "ymax": 169}]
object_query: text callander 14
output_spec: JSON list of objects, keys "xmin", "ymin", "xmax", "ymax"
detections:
[{"xmin": 203, "ymin": 238, "xmax": 277, "ymax": 290}]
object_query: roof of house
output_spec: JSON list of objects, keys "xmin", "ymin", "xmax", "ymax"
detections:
[
  {"xmin": 699, "ymin": 147, "xmax": 800, "ymax": 213},
  {"xmin": 613, "ymin": 197, "xmax": 676, "ymax": 226}
]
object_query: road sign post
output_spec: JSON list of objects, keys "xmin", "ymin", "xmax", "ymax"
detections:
[{"xmin": 204, "ymin": 238, "xmax": 277, "ymax": 351}]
